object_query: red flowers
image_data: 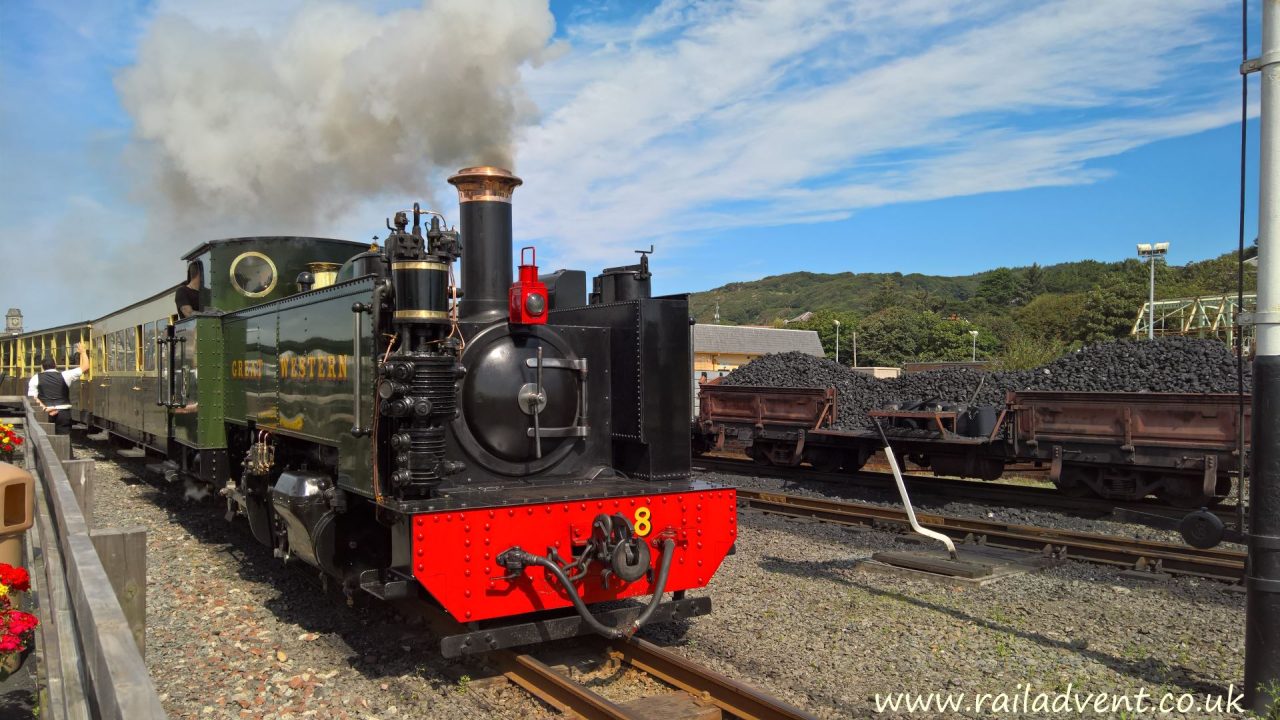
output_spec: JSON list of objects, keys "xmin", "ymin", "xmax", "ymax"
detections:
[
  {"xmin": 0, "ymin": 422, "xmax": 20, "ymax": 460},
  {"xmin": 7, "ymin": 611, "xmax": 37, "ymax": 635},
  {"xmin": 0, "ymin": 565, "xmax": 29, "ymax": 593},
  {"xmin": 0, "ymin": 563, "xmax": 37, "ymax": 658}
]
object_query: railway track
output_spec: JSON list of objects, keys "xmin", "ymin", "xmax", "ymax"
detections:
[
  {"xmin": 403, "ymin": 600, "xmax": 816, "ymax": 720},
  {"xmin": 736, "ymin": 488, "xmax": 1247, "ymax": 583},
  {"xmin": 694, "ymin": 456, "xmax": 1244, "ymax": 525},
  {"xmin": 495, "ymin": 635, "xmax": 817, "ymax": 720}
]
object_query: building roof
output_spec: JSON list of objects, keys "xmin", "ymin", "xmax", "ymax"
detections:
[{"xmin": 694, "ymin": 324, "xmax": 824, "ymax": 357}]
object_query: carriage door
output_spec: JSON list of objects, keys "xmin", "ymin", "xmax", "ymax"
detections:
[{"xmin": 157, "ymin": 324, "xmax": 176, "ymax": 409}]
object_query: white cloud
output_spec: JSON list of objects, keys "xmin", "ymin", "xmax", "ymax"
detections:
[
  {"xmin": 514, "ymin": 0, "xmax": 1238, "ymax": 268},
  {"xmin": 0, "ymin": 0, "xmax": 1249, "ymax": 329}
]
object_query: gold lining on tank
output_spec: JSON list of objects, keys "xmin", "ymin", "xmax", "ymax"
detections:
[
  {"xmin": 447, "ymin": 166, "xmax": 523, "ymax": 203},
  {"xmin": 391, "ymin": 261, "xmax": 448, "ymax": 271},
  {"xmin": 394, "ymin": 309, "xmax": 449, "ymax": 319}
]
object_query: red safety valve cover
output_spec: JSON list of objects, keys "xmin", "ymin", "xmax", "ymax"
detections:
[
  {"xmin": 509, "ymin": 246, "xmax": 548, "ymax": 325},
  {"xmin": 409, "ymin": 488, "xmax": 738, "ymax": 622}
]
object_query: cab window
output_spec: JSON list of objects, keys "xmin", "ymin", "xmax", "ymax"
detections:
[{"xmin": 230, "ymin": 251, "xmax": 277, "ymax": 298}]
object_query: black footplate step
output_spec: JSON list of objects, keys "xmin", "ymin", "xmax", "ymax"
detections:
[{"xmin": 440, "ymin": 596, "xmax": 712, "ymax": 658}]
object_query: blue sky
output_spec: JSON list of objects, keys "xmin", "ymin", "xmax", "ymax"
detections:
[{"xmin": 0, "ymin": 0, "xmax": 1262, "ymax": 331}]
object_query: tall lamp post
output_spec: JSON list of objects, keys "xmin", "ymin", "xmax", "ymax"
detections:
[
  {"xmin": 833, "ymin": 320, "xmax": 841, "ymax": 364},
  {"xmin": 1136, "ymin": 242, "xmax": 1169, "ymax": 339},
  {"xmin": 852, "ymin": 331, "xmax": 858, "ymax": 367},
  {"xmin": 1246, "ymin": 1, "xmax": 1280, "ymax": 709},
  {"xmin": 969, "ymin": 330, "xmax": 978, "ymax": 362}
]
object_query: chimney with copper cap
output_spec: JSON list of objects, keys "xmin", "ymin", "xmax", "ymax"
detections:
[{"xmin": 447, "ymin": 166, "xmax": 523, "ymax": 322}]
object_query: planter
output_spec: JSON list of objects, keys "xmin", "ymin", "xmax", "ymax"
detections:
[{"xmin": 0, "ymin": 647, "xmax": 25, "ymax": 681}]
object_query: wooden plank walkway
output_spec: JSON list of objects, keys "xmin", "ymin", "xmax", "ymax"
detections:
[{"xmin": 16, "ymin": 399, "xmax": 166, "ymax": 719}]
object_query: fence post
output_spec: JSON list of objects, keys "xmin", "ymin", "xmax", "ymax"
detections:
[
  {"xmin": 47, "ymin": 434, "xmax": 70, "ymax": 461},
  {"xmin": 89, "ymin": 527, "xmax": 148, "ymax": 657},
  {"xmin": 61, "ymin": 459, "xmax": 96, "ymax": 529},
  {"xmin": 38, "ymin": 421, "xmax": 54, "ymax": 436}
]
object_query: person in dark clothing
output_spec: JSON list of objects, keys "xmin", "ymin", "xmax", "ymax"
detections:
[
  {"xmin": 175, "ymin": 261, "xmax": 203, "ymax": 318},
  {"xmin": 28, "ymin": 343, "xmax": 89, "ymax": 435}
]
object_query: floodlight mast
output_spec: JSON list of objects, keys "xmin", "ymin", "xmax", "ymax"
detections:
[
  {"xmin": 1137, "ymin": 242, "xmax": 1169, "ymax": 339},
  {"xmin": 1245, "ymin": 0, "xmax": 1280, "ymax": 711}
]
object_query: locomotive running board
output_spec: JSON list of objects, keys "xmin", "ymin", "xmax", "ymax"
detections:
[{"xmin": 439, "ymin": 596, "xmax": 712, "ymax": 658}]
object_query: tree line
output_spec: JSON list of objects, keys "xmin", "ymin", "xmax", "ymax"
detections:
[{"xmin": 690, "ymin": 251, "xmax": 1256, "ymax": 369}]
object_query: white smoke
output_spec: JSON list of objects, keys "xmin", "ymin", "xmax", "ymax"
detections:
[{"xmin": 117, "ymin": 0, "xmax": 556, "ymax": 236}]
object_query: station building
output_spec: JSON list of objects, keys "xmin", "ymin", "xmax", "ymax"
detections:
[{"xmin": 693, "ymin": 324, "xmax": 824, "ymax": 377}]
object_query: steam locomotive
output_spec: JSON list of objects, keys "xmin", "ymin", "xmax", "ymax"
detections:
[{"xmin": 2, "ymin": 167, "xmax": 737, "ymax": 654}]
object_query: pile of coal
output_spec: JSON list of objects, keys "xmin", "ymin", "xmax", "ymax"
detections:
[
  {"xmin": 880, "ymin": 367, "xmax": 1033, "ymax": 408},
  {"xmin": 1020, "ymin": 337, "xmax": 1250, "ymax": 394},
  {"xmin": 718, "ymin": 338, "xmax": 1249, "ymax": 429},
  {"xmin": 719, "ymin": 352, "xmax": 889, "ymax": 428}
]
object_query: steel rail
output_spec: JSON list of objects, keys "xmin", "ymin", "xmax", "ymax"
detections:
[
  {"xmin": 695, "ymin": 456, "xmax": 1243, "ymax": 524},
  {"xmin": 606, "ymin": 635, "xmax": 818, "ymax": 720},
  {"xmin": 491, "ymin": 634, "xmax": 819, "ymax": 720},
  {"xmin": 405, "ymin": 599, "xmax": 817, "ymax": 720},
  {"xmin": 493, "ymin": 650, "xmax": 646, "ymax": 720},
  {"xmin": 737, "ymin": 488, "xmax": 1247, "ymax": 583}
]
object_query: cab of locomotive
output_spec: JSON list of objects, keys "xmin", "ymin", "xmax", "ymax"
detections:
[{"xmin": 179, "ymin": 236, "xmax": 369, "ymax": 315}]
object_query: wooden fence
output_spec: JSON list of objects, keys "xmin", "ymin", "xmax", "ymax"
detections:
[{"xmin": 12, "ymin": 397, "xmax": 166, "ymax": 719}]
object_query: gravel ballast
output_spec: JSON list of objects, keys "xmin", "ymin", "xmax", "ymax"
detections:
[
  {"xmin": 76, "ymin": 436, "xmax": 1245, "ymax": 719},
  {"xmin": 79, "ymin": 438, "xmax": 553, "ymax": 720}
]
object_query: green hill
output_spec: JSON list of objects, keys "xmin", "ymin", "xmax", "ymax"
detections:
[{"xmin": 689, "ymin": 251, "xmax": 1255, "ymax": 369}]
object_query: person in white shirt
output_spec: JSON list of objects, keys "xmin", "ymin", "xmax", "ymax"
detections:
[{"xmin": 28, "ymin": 342, "xmax": 89, "ymax": 435}]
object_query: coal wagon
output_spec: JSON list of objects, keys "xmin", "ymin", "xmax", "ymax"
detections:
[{"xmin": 693, "ymin": 383, "xmax": 1248, "ymax": 506}]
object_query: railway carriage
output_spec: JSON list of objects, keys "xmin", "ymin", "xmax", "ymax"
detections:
[{"xmin": 1, "ymin": 322, "xmax": 92, "ymax": 403}]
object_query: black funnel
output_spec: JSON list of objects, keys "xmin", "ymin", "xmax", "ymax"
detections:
[{"xmin": 447, "ymin": 167, "xmax": 522, "ymax": 323}]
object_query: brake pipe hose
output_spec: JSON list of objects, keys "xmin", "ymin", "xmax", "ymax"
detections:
[{"xmin": 498, "ymin": 538, "xmax": 676, "ymax": 639}]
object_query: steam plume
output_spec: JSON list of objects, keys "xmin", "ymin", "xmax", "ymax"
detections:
[{"xmin": 117, "ymin": 0, "xmax": 555, "ymax": 235}]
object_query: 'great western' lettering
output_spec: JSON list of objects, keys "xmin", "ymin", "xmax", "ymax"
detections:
[
  {"xmin": 230, "ymin": 353, "xmax": 349, "ymax": 381},
  {"xmin": 230, "ymin": 359, "xmax": 264, "ymax": 380}
]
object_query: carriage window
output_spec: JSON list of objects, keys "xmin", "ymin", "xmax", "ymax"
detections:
[
  {"xmin": 125, "ymin": 329, "xmax": 137, "ymax": 373},
  {"xmin": 230, "ymin": 251, "xmax": 277, "ymax": 298},
  {"xmin": 144, "ymin": 322, "xmax": 157, "ymax": 372}
]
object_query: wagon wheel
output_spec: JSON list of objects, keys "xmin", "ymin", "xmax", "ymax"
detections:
[
  {"xmin": 1156, "ymin": 486, "xmax": 1214, "ymax": 509},
  {"xmin": 1053, "ymin": 465, "xmax": 1097, "ymax": 498},
  {"xmin": 808, "ymin": 450, "xmax": 842, "ymax": 473},
  {"xmin": 749, "ymin": 443, "xmax": 774, "ymax": 466}
]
